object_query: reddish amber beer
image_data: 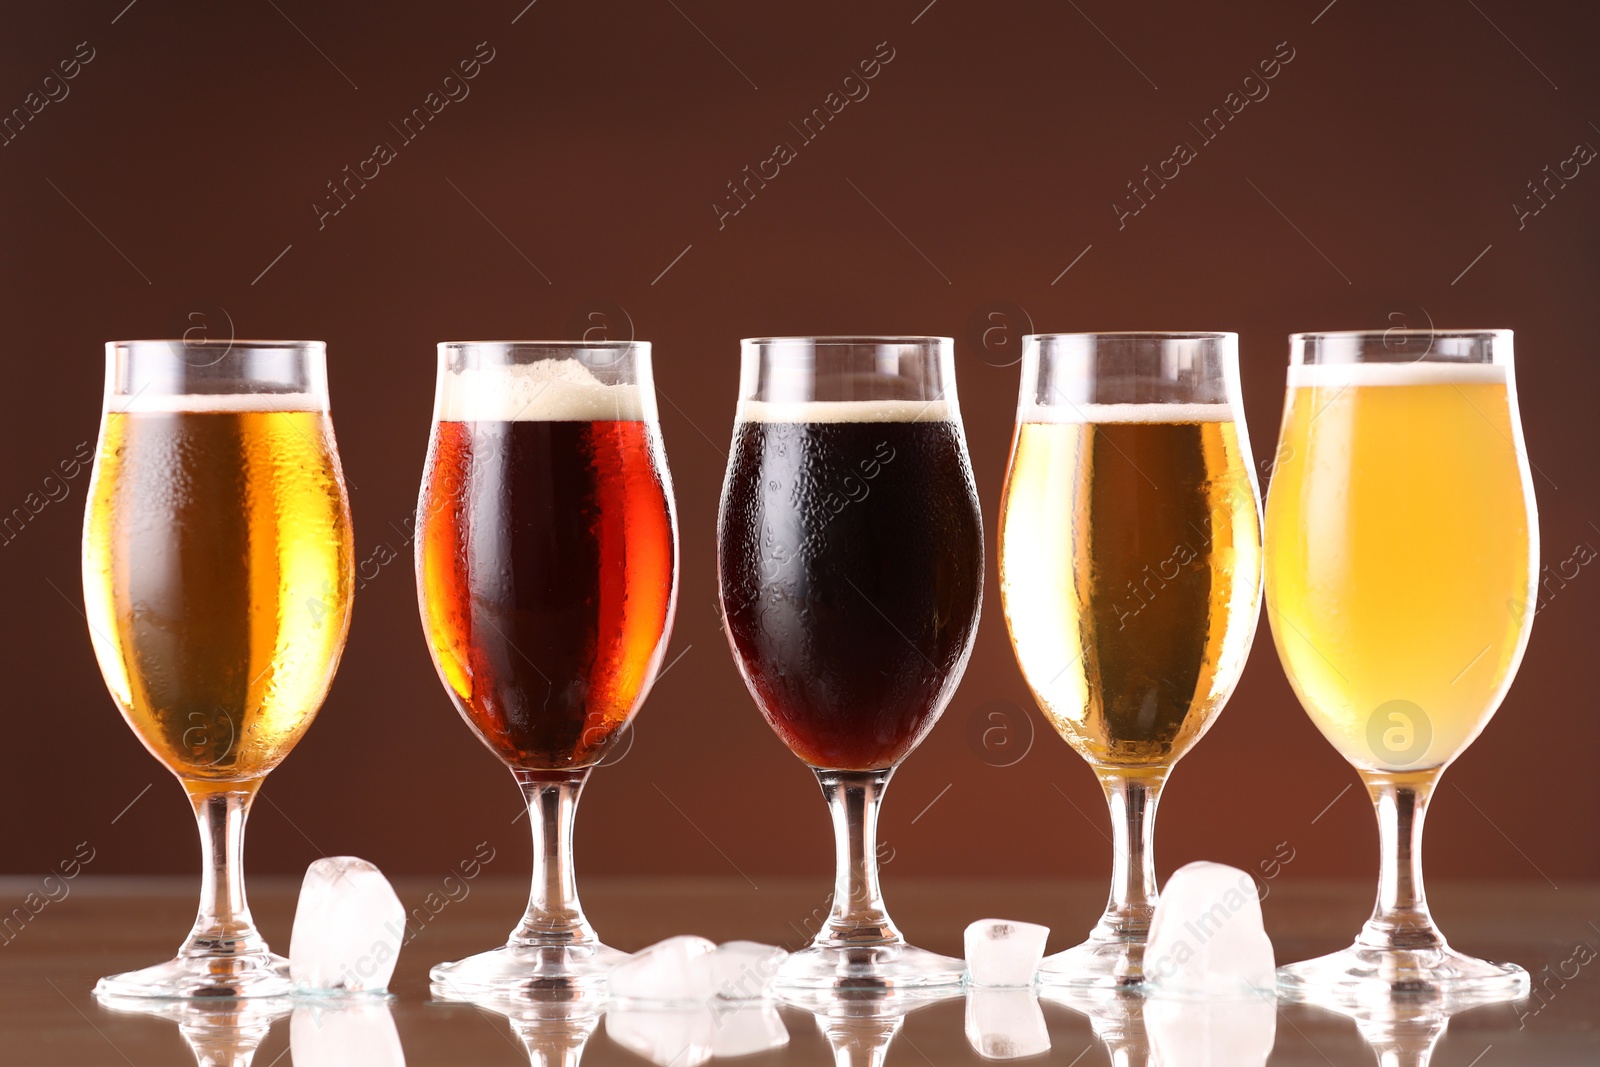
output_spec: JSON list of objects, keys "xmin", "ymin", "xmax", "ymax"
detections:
[{"xmin": 417, "ymin": 371, "xmax": 676, "ymax": 769}]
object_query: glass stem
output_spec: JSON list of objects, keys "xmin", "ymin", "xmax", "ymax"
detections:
[
  {"xmin": 1093, "ymin": 771, "xmax": 1165, "ymax": 943},
  {"xmin": 181, "ymin": 782, "xmax": 268, "ymax": 961},
  {"xmin": 820, "ymin": 1014, "xmax": 902, "ymax": 1067},
  {"xmin": 815, "ymin": 767, "xmax": 900, "ymax": 947},
  {"xmin": 1107, "ymin": 1045, "xmax": 1149, "ymax": 1067},
  {"xmin": 1358, "ymin": 770, "xmax": 1444, "ymax": 952},
  {"xmin": 180, "ymin": 1017, "xmax": 277, "ymax": 1067},
  {"xmin": 510, "ymin": 768, "xmax": 596, "ymax": 947},
  {"xmin": 516, "ymin": 1016, "xmax": 598, "ymax": 1067}
]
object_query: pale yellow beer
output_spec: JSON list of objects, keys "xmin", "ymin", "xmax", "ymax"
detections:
[
  {"xmin": 83, "ymin": 401, "xmax": 354, "ymax": 783},
  {"xmin": 999, "ymin": 406, "xmax": 1262, "ymax": 770},
  {"xmin": 1263, "ymin": 362, "xmax": 1536, "ymax": 772}
]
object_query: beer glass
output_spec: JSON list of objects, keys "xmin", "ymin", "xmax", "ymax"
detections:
[
  {"xmin": 416, "ymin": 341, "xmax": 678, "ymax": 995},
  {"xmin": 84, "ymin": 339, "xmax": 354, "ymax": 998},
  {"xmin": 1264, "ymin": 330, "xmax": 1536, "ymax": 998},
  {"xmin": 998, "ymin": 333, "xmax": 1263, "ymax": 988},
  {"xmin": 717, "ymin": 336, "xmax": 984, "ymax": 990}
]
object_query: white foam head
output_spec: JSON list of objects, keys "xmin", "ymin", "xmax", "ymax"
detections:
[
  {"xmin": 1019, "ymin": 400, "xmax": 1235, "ymax": 424},
  {"xmin": 110, "ymin": 391, "xmax": 328, "ymax": 414},
  {"xmin": 1289, "ymin": 362, "xmax": 1507, "ymax": 388},
  {"xmin": 437, "ymin": 360, "xmax": 652, "ymax": 422},
  {"xmin": 736, "ymin": 398, "xmax": 952, "ymax": 423}
]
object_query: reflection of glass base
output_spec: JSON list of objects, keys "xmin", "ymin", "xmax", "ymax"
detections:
[
  {"xmin": 97, "ymin": 990, "xmax": 293, "ymax": 1066},
  {"xmin": 773, "ymin": 943, "xmax": 965, "ymax": 993},
  {"xmin": 1036, "ymin": 933, "xmax": 1143, "ymax": 990},
  {"xmin": 430, "ymin": 941, "xmax": 630, "ymax": 998},
  {"xmin": 94, "ymin": 951, "xmax": 294, "ymax": 999},
  {"xmin": 1278, "ymin": 943, "xmax": 1529, "ymax": 1001}
]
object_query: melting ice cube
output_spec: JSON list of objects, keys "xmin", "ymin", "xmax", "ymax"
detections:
[
  {"xmin": 608, "ymin": 936, "xmax": 718, "ymax": 1003},
  {"xmin": 964, "ymin": 919, "xmax": 1050, "ymax": 987},
  {"xmin": 289, "ymin": 857, "xmax": 406, "ymax": 994},
  {"xmin": 1144, "ymin": 862, "xmax": 1275, "ymax": 995}
]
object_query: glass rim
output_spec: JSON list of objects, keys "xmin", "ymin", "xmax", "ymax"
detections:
[
  {"xmin": 107, "ymin": 338, "xmax": 324, "ymax": 350},
  {"xmin": 1289, "ymin": 329, "xmax": 1512, "ymax": 343},
  {"xmin": 741, "ymin": 335, "xmax": 952, "ymax": 347},
  {"xmin": 1025, "ymin": 331, "xmax": 1236, "ymax": 343},
  {"xmin": 102, "ymin": 338, "xmax": 328, "ymax": 406},
  {"xmin": 437, "ymin": 339, "xmax": 646, "ymax": 352}
]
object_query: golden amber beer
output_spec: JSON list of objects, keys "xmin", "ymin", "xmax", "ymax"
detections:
[
  {"xmin": 1000, "ymin": 409, "xmax": 1261, "ymax": 769},
  {"xmin": 1264, "ymin": 360, "xmax": 1537, "ymax": 771},
  {"xmin": 83, "ymin": 399, "xmax": 354, "ymax": 783}
]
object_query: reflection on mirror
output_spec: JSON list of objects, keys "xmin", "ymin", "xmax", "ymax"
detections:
[
  {"xmin": 1145, "ymin": 994, "xmax": 1275, "ymax": 1067},
  {"xmin": 784, "ymin": 987, "xmax": 956, "ymax": 1067},
  {"xmin": 606, "ymin": 1002, "xmax": 788, "ymax": 1066},
  {"xmin": 1046, "ymin": 986, "xmax": 1278, "ymax": 1067},
  {"xmin": 1041, "ymin": 988, "xmax": 1150, "ymax": 1067},
  {"xmin": 439, "ymin": 991, "xmax": 603, "ymax": 1067},
  {"xmin": 290, "ymin": 999, "xmax": 406, "ymax": 1067},
  {"xmin": 1304, "ymin": 991, "xmax": 1519, "ymax": 1067},
  {"xmin": 965, "ymin": 988, "xmax": 1050, "ymax": 1060},
  {"xmin": 446, "ymin": 988, "xmax": 790, "ymax": 1067},
  {"xmin": 95, "ymin": 993, "xmax": 293, "ymax": 1067}
]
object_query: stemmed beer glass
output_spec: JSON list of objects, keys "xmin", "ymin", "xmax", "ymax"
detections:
[
  {"xmin": 1264, "ymin": 330, "xmax": 1536, "ymax": 998},
  {"xmin": 83, "ymin": 339, "xmax": 355, "ymax": 997},
  {"xmin": 716, "ymin": 336, "xmax": 984, "ymax": 990},
  {"xmin": 997, "ymin": 333, "xmax": 1263, "ymax": 988},
  {"xmin": 416, "ymin": 341, "xmax": 678, "ymax": 995}
]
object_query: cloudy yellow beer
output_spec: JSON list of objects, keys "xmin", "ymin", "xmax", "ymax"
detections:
[
  {"xmin": 999, "ymin": 406, "xmax": 1262, "ymax": 770},
  {"xmin": 83, "ymin": 400, "xmax": 353, "ymax": 783},
  {"xmin": 1263, "ymin": 362, "xmax": 1536, "ymax": 772}
]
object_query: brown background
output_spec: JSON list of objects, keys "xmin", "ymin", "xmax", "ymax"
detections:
[{"xmin": 0, "ymin": 0, "xmax": 1594, "ymax": 897}]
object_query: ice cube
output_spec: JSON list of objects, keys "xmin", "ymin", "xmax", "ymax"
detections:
[
  {"xmin": 705, "ymin": 941, "xmax": 787, "ymax": 1001},
  {"xmin": 606, "ymin": 1007, "xmax": 715, "ymax": 1067},
  {"xmin": 289, "ymin": 857, "xmax": 407, "ymax": 993},
  {"xmin": 1146, "ymin": 995, "xmax": 1276, "ymax": 1067},
  {"xmin": 711, "ymin": 1002, "xmax": 790, "ymax": 1057},
  {"xmin": 1143, "ymin": 862, "xmax": 1275, "ymax": 995},
  {"xmin": 964, "ymin": 919, "xmax": 1050, "ymax": 987},
  {"xmin": 608, "ymin": 936, "xmax": 718, "ymax": 1003},
  {"xmin": 965, "ymin": 989, "xmax": 1051, "ymax": 1060},
  {"xmin": 290, "ymin": 1001, "xmax": 407, "ymax": 1067}
]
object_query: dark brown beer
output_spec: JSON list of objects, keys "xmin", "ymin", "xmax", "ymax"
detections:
[
  {"xmin": 417, "ymin": 419, "xmax": 676, "ymax": 769},
  {"xmin": 717, "ymin": 410, "xmax": 983, "ymax": 770}
]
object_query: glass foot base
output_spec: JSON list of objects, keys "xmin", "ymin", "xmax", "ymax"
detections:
[
  {"xmin": 774, "ymin": 943, "xmax": 964, "ymax": 993},
  {"xmin": 430, "ymin": 941, "xmax": 630, "ymax": 998},
  {"xmin": 1278, "ymin": 942, "xmax": 1530, "ymax": 1000},
  {"xmin": 94, "ymin": 951, "xmax": 294, "ymax": 999},
  {"xmin": 1036, "ymin": 934, "xmax": 1144, "ymax": 990}
]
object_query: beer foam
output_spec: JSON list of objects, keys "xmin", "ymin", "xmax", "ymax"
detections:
[
  {"xmin": 1018, "ymin": 401, "xmax": 1234, "ymax": 424},
  {"xmin": 437, "ymin": 361, "xmax": 651, "ymax": 422},
  {"xmin": 110, "ymin": 391, "xmax": 327, "ymax": 414},
  {"xmin": 736, "ymin": 399, "xmax": 952, "ymax": 423},
  {"xmin": 1288, "ymin": 362, "xmax": 1507, "ymax": 388}
]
